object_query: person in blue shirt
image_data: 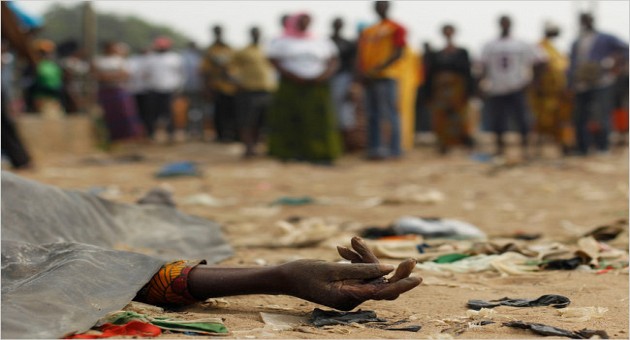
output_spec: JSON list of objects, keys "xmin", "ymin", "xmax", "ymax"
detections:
[{"xmin": 568, "ymin": 12, "xmax": 629, "ymax": 155}]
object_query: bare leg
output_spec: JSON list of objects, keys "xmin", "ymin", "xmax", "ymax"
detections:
[{"xmin": 240, "ymin": 127, "xmax": 257, "ymax": 157}]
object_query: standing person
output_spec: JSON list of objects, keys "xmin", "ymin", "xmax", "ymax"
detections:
[
  {"xmin": 425, "ymin": 24, "xmax": 474, "ymax": 154},
  {"xmin": 32, "ymin": 39, "xmax": 63, "ymax": 113},
  {"xmin": 568, "ymin": 12, "xmax": 629, "ymax": 156},
  {"xmin": 1, "ymin": 43, "xmax": 31, "ymax": 166},
  {"xmin": 1, "ymin": 40, "xmax": 16, "ymax": 106},
  {"xmin": 356, "ymin": 1, "xmax": 406, "ymax": 160},
  {"xmin": 229, "ymin": 27, "xmax": 277, "ymax": 158},
  {"xmin": 180, "ymin": 42, "xmax": 205, "ymax": 140},
  {"xmin": 201, "ymin": 25, "xmax": 238, "ymax": 143},
  {"xmin": 611, "ymin": 64, "xmax": 629, "ymax": 146},
  {"xmin": 145, "ymin": 37, "xmax": 185, "ymax": 143},
  {"xmin": 266, "ymin": 12, "xmax": 342, "ymax": 164},
  {"xmin": 127, "ymin": 47, "xmax": 151, "ymax": 137},
  {"xmin": 1, "ymin": 87, "xmax": 31, "ymax": 169},
  {"xmin": 416, "ymin": 42, "xmax": 434, "ymax": 134},
  {"xmin": 58, "ymin": 40, "xmax": 89, "ymax": 114},
  {"xmin": 480, "ymin": 15, "xmax": 544, "ymax": 158},
  {"xmin": 1, "ymin": 2, "xmax": 36, "ymax": 169},
  {"xmin": 94, "ymin": 41, "xmax": 144, "ymax": 143},
  {"xmin": 330, "ymin": 17, "xmax": 357, "ymax": 148},
  {"xmin": 529, "ymin": 21, "xmax": 573, "ymax": 156}
]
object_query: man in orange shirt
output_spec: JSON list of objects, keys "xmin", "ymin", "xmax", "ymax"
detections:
[{"xmin": 356, "ymin": 1, "xmax": 406, "ymax": 159}]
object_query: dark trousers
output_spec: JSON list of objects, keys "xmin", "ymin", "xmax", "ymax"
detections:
[
  {"xmin": 147, "ymin": 91, "xmax": 174, "ymax": 139},
  {"xmin": 236, "ymin": 91, "xmax": 271, "ymax": 129},
  {"xmin": 184, "ymin": 91, "xmax": 207, "ymax": 138},
  {"xmin": 214, "ymin": 93, "xmax": 237, "ymax": 142},
  {"xmin": 1, "ymin": 90, "xmax": 31, "ymax": 168},
  {"xmin": 364, "ymin": 78, "xmax": 402, "ymax": 158},
  {"xmin": 236, "ymin": 91, "xmax": 271, "ymax": 154},
  {"xmin": 134, "ymin": 92, "xmax": 151, "ymax": 136},
  {"xmin": 486, "ymin": 89, "xmax": 530, "ymax": 153},
  {"xmin": 573, "ymin": 85, "xmax": 615, "ymax": 154}
]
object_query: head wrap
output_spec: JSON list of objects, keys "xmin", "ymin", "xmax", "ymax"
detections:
[
  {"xmin": 283, "ymin": 12, "xmax": 312, "ymax": 38},
  {"xmin": 153, "ymin": 36, "xmax": 172, "ymax": 50}
]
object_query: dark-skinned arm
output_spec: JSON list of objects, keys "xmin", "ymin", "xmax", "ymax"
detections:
[
  {"xmin": 270, "ymin": 58, "xmax": 307, "ymax": 84},
  {"xmin": 312, "ymin": 56, "xmax": 340, "ymax": 83},
  {"xmin": 532, "ymin": 60, "xmax": 548, "ymax": 95},
  {"xmin": 353, "ymin": 36, "xmax": 365, "ymax": 83},
  {"xmin": 95, "ymin": 67, "xmax": 128, "ymax": 83},
  {"xmin": 187, "ymin": 237, "xmax": 421, "ymax": 311},
  {"xmin": 1, "ymin": 2, "xmax": 38, "ymax": 66},
  {"xmin": 354, "ymin": 47, "xmax": 403, "ymax": 81},
  {"xmin": 476, "ymin": 60, "xmax": 488, "ymax": 99},
  {"xmin": 368, "ymin": 46, "xmax": 404, "ymax": 77},
  {"xmin": 188, "ymin": 266, "xmax": 287, "ymax": 298}
]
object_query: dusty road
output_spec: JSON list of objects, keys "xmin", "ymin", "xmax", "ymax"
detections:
[{"xmin": 12, "ymin": 140, "xmax": 629, "ymax": 338}]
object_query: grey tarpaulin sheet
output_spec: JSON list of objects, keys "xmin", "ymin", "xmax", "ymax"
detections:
[
  {"xmin": 1, "ymin": 172, "xmax": 234, "ymax": 338},
  {"xmin": 1, "ymin": 240, "xmax": 164, "ymax": 339}
]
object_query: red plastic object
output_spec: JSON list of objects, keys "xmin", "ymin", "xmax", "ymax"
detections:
[
  {"xmin": 67, "ymin": 321, "xmax": 162, "ymax": 339},
  {"xmin": 613, "ymin": 108, "xmax": 629, "ymax": 132},
  {"xmin": 596, "ymin": 266, "xmax": 614, "ymax": 275}
]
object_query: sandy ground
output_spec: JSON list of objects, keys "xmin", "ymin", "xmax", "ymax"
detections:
[{"xmin": 10, "ymin": 138, "xmax": 630, "ymax": 339}]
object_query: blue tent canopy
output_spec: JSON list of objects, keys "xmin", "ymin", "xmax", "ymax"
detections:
[{"xmin": 6, "ymin": 1, "xmax": 44, "ymax": 29}]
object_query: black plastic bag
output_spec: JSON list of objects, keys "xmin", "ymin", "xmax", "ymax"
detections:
[
  {"xmin": 503, "ymin": 320, "xmax": 609, "ymax": 339},
  {"xmin": 467, "ymin": 294, "xmax": 570, "ymax": 310}
]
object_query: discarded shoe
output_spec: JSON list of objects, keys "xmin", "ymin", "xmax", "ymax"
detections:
[
  {"xmin": 583, "ymin": 220, "xmax": 627, "ymax": 242},
  {"xmin": 309, "ymin": 308, "xmax": 385, "ymax": 327},
  {"xmin": 539, "ymin": 257, "xmax": 584, "ymax": 270},
  {"xmin": 503, "ymin": 320, "xmax": 608, "ymax": 338},
  {"xmin": 467, "ymin": 294, "xmax": 570, "ymax": 310}
]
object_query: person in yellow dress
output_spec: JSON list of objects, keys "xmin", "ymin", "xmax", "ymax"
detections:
[{"xmin": 529, "ymin": 22, "xmax": 574, "ymax": 156}]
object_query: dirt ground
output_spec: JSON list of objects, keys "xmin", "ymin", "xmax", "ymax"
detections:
[{"xmin": 11, "ymin": 138, "xmax": 630, "ymax": 339}]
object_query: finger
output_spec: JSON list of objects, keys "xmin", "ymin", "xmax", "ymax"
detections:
[
  {"xmin": 337, "ymin": 246, "xmax": 363, "ymax": 263},
  {"xmin": 373, "ymin": 276, "xmax": 422, "ymax": 301},
  {"xmin": 388, "ymin": 259, "xmax": 416, "ymax": 283},
  {"xmin": 351, "ymin": 236, "xmax": 380, "ymax": 263},
  {"xmin": 333, "ymin": 262, "xmax": 395, "ymax": 280}
]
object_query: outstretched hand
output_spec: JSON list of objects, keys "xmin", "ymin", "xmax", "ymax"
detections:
[{"xmin": 280, "ymin": 237, "xmax": 421, "ymax": 311}]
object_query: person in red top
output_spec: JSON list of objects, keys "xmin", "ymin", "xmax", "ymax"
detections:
[{"xmin": 356, "ymin": 1, "xmax": 406, "ymax": 160}]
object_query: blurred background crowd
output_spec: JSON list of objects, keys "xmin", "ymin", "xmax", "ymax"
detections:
[{"xmin": 1, "ymin": 1, "xmax": 628, "ymax": 169}]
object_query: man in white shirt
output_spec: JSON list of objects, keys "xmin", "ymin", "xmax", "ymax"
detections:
[
  {"xmin": 481, "ymin": 15, "xmax": 544, "ymax": 157},
  {"xmin": 146, "ymin": 36, "xmax": 184, "ymax": 142},
  {"xmin": 180, "ymin": 42, "xmax": 205, "ymax": 140},
  {"xmin": 127, "ymin": 48, "xmax": 151, "ymax": 137}
]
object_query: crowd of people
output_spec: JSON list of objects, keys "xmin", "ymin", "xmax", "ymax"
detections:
[{"xmin": 2, "ymin": 1, "xmax": 629, "ymax": 169}]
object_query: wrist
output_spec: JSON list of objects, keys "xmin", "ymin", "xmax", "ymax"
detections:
[
  {"xmin": 238, "ymin": 265, "xmax": 289, "ymax": 296},
  {"xmin": 275, "ymin": 262, "xmax": 297, "ymax": 296}
]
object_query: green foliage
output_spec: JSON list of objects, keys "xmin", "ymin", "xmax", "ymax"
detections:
[{"xmin": 38, "ymin": 3, "xmax": 192, "ymax": 52}]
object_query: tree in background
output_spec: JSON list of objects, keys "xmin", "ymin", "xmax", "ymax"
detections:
[{"xmin": 39, "ymin": 3, "xmax": 192, "ymax": 52}]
